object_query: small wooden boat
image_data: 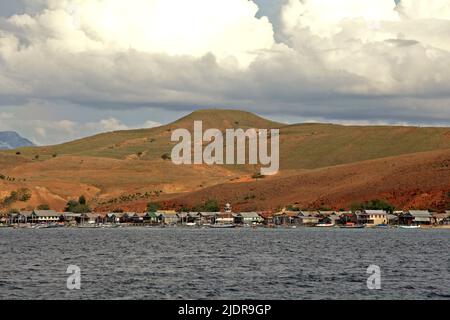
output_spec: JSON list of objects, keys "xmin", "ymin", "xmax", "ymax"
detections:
[
  {"xmin": 340, "ymin": 224, "xmax": 365, "ymax": 229},
  {"xmin": 399, "ymin": 225, "xmax": 421, "ymax": 229},
  {"xmin": 209, "ymin": 224, "xmax": 235, "ymax": 229},
  {"xmin": 374, "ymin": 224, "xmax": 389, "ymax": 229},
  {"xmin": 316, "ymin": 223, "xmax": 335, "ymax": 228},
  {"xmin": 185, "ymin": 222, "xmax": 197, "ymax": 227}
]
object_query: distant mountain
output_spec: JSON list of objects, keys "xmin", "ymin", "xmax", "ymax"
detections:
[{"xmin": 0, "ymin": 131, "xmax": 35, "ymax": 150}]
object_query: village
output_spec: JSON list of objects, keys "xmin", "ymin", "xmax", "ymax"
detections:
[{"xmin": 1, "ymin": 203, "xmax": 450, "ymax": 229}]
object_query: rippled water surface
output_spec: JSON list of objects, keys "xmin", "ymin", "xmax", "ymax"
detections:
[{"xmin": 1, "ymin": 227, "xmax": 449, "ymax": 300}]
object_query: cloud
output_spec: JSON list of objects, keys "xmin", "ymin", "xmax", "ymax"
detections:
[{"xmin": 1, "ymin": 0, "xmax": 450, "ymax": 146}]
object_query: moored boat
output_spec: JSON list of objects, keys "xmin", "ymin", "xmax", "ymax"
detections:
[
  {"xmin": 399, "ymin": 225, "xmax": 421, "ymax": 229},
  {"xmin": 339, "ymin": 224, "xmax": 365, "ymax": 229},
  {"xmin": 209, "ymin": 224, "xmax": 235, "ymax": 229},
  {"xmin": 316, "ymin": 223, "xmax": 335, "ymax": 228}
]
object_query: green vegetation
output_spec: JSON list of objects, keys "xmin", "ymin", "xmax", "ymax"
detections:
[
  {"xmin": 286, "ymin": 205, "xmax": 301, "ymax": 211},
  {"xmin": 161, "ymin": 153, "xmax": 171, "ymax": 160},
  {"xmin": 3, "ymin": 110, "xmax": 450, "ymax": 172},
  {"xmin": 180, "ymin": 199, "xmax": 220, "ymax": 212},
  {"xmin": 197, "ymin": 199, "xmax": 220, "ymax": 212},
  {"xmin": 65, "ymin": 195, "xmax": 91, "ymax": 213},
  {"xmin": 0, "ymin": 188, "xmax": 31, "ymax": 208},
  {"xmin": 147, "ymin": 202, "xmax": 160, "ymax": 213},
  {"xmin": 37, "ymin": 204, "xmax": 50, "ymax": 210},
  {"xmin": 98, "ymin": 191, "xmax": 162, "ymax": 206},
  {"xmin": 350, "ymin": 199, "xmax": 395, "ymax": 214}
]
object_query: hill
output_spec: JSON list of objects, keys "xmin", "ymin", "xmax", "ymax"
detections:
[
  {"xmin": 1, "ymin": 109, "xmax": 450, "ymax": 211},
  {"xmin": 159, "ymin": 148, "xmax": 450, "ymax": 212},
  {"xmin": 0, "ymin": 131, "xmax": 35, "ymax": 150}
]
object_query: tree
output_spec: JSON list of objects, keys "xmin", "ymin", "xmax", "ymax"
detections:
[
  {"xmin": 203, "ymin": 199, "xmax": 219, "ymax": 212},
  {"xmin": 17, "ymin": 188, "xmax": 31, "ymax": 202},
  {"xmin": 37, "ymin": 204, "xmax": 50, "ymax": 210},
  {"xmin": 65, "ymin": 197, "xmax": 91, "ymax": 213},
  {"xmin": 147, "ymin": 202, "xmax": 160, "ymax": 213},
  {"xmin": 351, "ymin": 199, "xmax": 395, "ymax": 214},
  {"xmin": 161, "ymin": 153, "xmax": 171, "ymax": 160},
  {"xmin": 78, "ymin": 195, "xmax": 86, "ymax": 205}
]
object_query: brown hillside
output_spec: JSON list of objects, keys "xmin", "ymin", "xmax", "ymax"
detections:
[
  {"xmin": 160, "ymin": 149, "xmax": 450, "ymax": 212},
  {"xmin": 1, "ymin": 109, "xmax": 450, "ymax": 212}
]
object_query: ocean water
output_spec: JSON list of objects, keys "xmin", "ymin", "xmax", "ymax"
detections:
[{"xmin": 0, "ymin": 227, "xmax": 449, "ymax": 300}]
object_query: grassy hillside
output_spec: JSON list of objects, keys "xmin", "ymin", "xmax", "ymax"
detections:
[
  {"xmin": 1, "ymin": 109, "xmax": 450, "ymax": 211},
  {"xmin": 280, "ymin": 124, "xmax": 450, "ymax": 169},
  {"xmin": 3, "ymin": 109, "xmax": 450, "ymax": 170},
  {"xmin": 161, "ymin": 148, "xmax": 450, "ymax": 212}
]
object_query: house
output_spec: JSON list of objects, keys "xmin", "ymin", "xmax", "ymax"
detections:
[
  {"xmin": 215, "ymin": 213, "xmax": 234, "ymax": 224},
  {"xmin": 259, "ymin": 212, "xmax": 274, "ymax": 225},
  {"xmin": 31, "ymin": 210, "xmax": 61, "ymax": 223},
  {"xmin": 364, "ymin": 210, "xmax": 388, "ymax": 226},
  {"xmin": 177, "ymin": 212, "xmax": 189, "ymax": 224},
  {"xmin": 198, "ymin": 212, "xmax": 218, "ymax": 224},
  {"xmin": 234, "ymin": 212, "xmax": 264, "ymax": 225},
  {"xmin": 106, "ymin": 212, "xmax": 124, "ymax": 223},
  {"xmin": 187, "ymin": 212, "xmax": 201, "ymax": 224},
  {"xmin": 387, "ymin": 214, "xmax": 399, "ymax": 225},
  {"xmin": 356, "ymin": 211, "xmax": 369, "ymax": 225},
  {"xmin": 298, "ymin": 215, "xmax": 320, "ymax": 226},
  {"xmin": 407, "ymin": 210, "xmax": 432, "ymax": 225},
  {"xmin": 84, "ymin": 213, "xmax": 105, "ymax": 224},
  {"xmin": 432, "ymin": 212, "xmax": 450, "ymax": 225},
  {"xmin": 318, "ymin": 211, "xmax": 337, "ymax": 218},
  {"xmin": 273, "ymin": 212, "xmax": 293, "ymax": 225},
  {"xmin": 339, "ymin": 212, "xmax": 357, "ymax": 224},
  {"xmin": 125, "ymin": 212, "xmax": 145, "ymax": 223},
  {"xmin": 143, "ymin": 212, "xmax": 160, "ymax": 224},
  {"xmin": 300, "ymin": 211, "xmax": 319, "ymax": 217},
  {"xmin": 160, "ymin": 212, "xmax": 179, "ymax": 225},
  {"xmin": 63, "ymin": 212, "xmax": 82, "ymax": 224},
  {"xmin": 320, "ymin": 213, "xmax": 341, "ymax": 225},
  {"xmin": 0, "ymin": 213, "xmax": 8, "ymax": 224},
  {"xmin": 8, "ymin": 212, "xmax": 27, "ymax": 224},
  {"xmin": 20, "ymin": 211, "xmax": 33, "ymax": 222}
]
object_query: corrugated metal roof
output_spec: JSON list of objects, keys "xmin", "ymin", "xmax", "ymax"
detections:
[
  {"xmin": 33, "ymin": 210, "xmax": 58, "ymax": 217},
  {"xmin": 364, "ymin": 210, "xmax": 387, "ymax": 215},
  {"xmin": 239, "ymin": 212, "xmax": 261, "ymax": 219},
  {"xmin": 408, "ymin": 210, "xmax": 431, "ymax": 218}
]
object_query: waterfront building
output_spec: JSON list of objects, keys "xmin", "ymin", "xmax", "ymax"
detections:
[
  {"xmin": 364, "ymin": 210, "xmax": 388, "ymax": 226},
  {"xmin": 160, "ymin": 212, "xmax": 179, "ymax": 225},
  {"xmin": 405, "ymin": 210, "xmax": 433, "ymax": 226}
]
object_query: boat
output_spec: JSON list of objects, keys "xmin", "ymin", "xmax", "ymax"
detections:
[
  {"xmin": 209, "ymin": 224, "xmax": 235, "ymax": 229},
  {"xmin": 339, "ymin": 224, "xmax": 365, "ymax": 229},
  {"xmin": 374, "ymin": 224, "xmax": 389, "ymax": 229},
  {"xmin": 45, "ymin": 223, "xmax": 65, "ymax": 229},
  {"xmin": 399, "ymin": 225, "xmax": 421, "ymax": 229},
  {"xmin": 316, "ymin": 223, "xmax": 335, "ymax": 228}
]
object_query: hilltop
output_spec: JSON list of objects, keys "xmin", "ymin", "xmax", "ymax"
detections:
[
  {"xmin": 0, "ymin": 131, "xmax": 35, "ymax": 150},
  {"xmin": 1, "ymin": 109, "xmax": 450, "ymax": 211}
]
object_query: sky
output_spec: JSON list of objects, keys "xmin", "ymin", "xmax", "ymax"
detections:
[{"xmin": 0, "ymin": 0, "xmax": 449, "ymax": 145}]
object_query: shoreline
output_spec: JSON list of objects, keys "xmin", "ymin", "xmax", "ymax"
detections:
[{"xmin": 1, "ymin": 223, "xmax": 450, "ymax": 230}]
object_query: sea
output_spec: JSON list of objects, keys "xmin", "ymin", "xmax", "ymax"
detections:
[{"xmin": 0, "ymin": 227, "xmax": 449, "ymax": 300}]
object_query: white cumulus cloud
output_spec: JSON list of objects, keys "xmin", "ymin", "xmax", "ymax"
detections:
[{"xmin": 1, "ymin": 0, "xmax": 450, "ymax": 145}]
